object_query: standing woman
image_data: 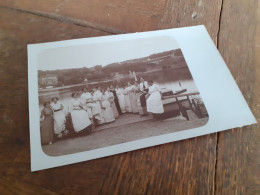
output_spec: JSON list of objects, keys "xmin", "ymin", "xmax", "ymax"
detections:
[
  {"xmin": 109, "ymin": 84, "xmax": 122, "ymax": 115},
  {"xmin": 40, "ymin": 101, "xmax": 54, "ymax": 145},
  {"xmin": 123, "ymin": 84, "xmax": 132, "ymax": 113},
  {"xmin": 50, "ymin": 97, "xmax": 66, "ymax": 138},
  {"xmin": 128, "ymin": 82, "xmax": 138, "ymax": 113},
  {"xmin": 146, "ymin": 81, "xmax": 164, "ymax": 120},
  {"xmin": 101, "ymin": 89, "xmax": 115, "ymax": 123},
  {"xmin": 116, "ymin": 84, "xmax": 126, "ymax": 113},
  {"xmin": 92, "ymin": 87, "xmax": 105, "ymax": 125},
  {"xmin": 70, "ymin": 93, "xmax": 91, "ymax": 133},
  {"xmin": 106, "ymin": 87, "xmax": 119, "ymax": 118}
]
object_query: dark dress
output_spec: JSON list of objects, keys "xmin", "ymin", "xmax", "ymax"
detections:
[
  {"xmin": 40, "ymin": 107, "xmax": 54, "ymax": 144},
  {"xmin": 111, "ymin": 89, "xmax": 122, "ymax": 115}
]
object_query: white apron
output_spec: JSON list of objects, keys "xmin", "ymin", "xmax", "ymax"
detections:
[{"xmin": 146, "ymin": 84, "xmax": 164, "ymax": 114}]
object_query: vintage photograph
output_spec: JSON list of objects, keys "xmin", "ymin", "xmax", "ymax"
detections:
[{"xmin": 37, "ymin": 36, "xmax": 209, "ymax": 156}]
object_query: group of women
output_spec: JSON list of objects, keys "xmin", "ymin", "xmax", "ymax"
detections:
[{"xmin": 40, "ymin": 78, "xmax": 164, "ymax": 145}]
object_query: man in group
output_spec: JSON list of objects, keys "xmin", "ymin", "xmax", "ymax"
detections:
[{"xmin": 139, "ymin": 78, "xmax": 149, "ymax": 116}]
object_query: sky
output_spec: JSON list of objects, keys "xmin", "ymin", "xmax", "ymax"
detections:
[{"xmin": 38, "ymin": 36, "xmax": 180, "ymax": 71}]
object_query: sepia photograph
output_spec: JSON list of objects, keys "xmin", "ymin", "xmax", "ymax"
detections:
[
  {"xmin": 28, "ymin": 26, "xmax": 256, "ymax": 171},
  {"xmin": 37, "ymin": 36, "xmax": 209, "ymax": 156}
]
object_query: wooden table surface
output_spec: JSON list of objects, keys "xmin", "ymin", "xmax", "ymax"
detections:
[{"xmin": 0, "ymin": 0, "xmax": 259, "ymax": 194}]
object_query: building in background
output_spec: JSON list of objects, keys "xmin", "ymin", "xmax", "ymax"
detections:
[{"xmin": 39, "ymin": 75, "xmax": 58, "ymax": 88}]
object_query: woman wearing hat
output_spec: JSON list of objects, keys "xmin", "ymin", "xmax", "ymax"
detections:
[{"xmin": 50, "ymin": 97, "xmax": 66, "ymax": 138}]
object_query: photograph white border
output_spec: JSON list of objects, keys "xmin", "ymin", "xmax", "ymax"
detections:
[{"xmin": 28, "ymin": 25, "xmax": 256, "ymax": 171}]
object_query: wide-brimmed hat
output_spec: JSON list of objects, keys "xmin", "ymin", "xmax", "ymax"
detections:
[{"xmin": 51, "ymin": 97, "xmax": 59, "ymax": 101}]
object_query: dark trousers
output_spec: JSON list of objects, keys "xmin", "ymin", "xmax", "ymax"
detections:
[
  {"xmin": 140, "ymin": 93, "xmax": 147, "ymax": 107},
  {"xmin": 114, "ymin": 99, "xmax": 122, "ymax": 115}
]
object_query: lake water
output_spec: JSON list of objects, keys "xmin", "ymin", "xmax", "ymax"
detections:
[{"xmin": 39, "ymin": 67, "xmax": 199, "ymax": 113}]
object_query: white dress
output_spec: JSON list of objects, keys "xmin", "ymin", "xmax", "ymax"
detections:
[
  {"xmin": 93, "ymin": 90, "xmax": 105, "ymax": 124},
  {"xmin": 146, "ymin": 84, "xmax": 164, "ymax": 114},
  {"xmin": 106, "ymin": 91, "xmax": 119, "ymax": 118},
  {"xmin": 123, "ymin": 87, "xmax": 132, "ymax": 112},
  {"xmin": 70, "ymin": 98, "xmax": 91, "ymax": 132},
  {"xmin": 50, "ymin": 102, "xmax": 66, "ymax": 134},
  {"xmin": 116, "ymin": 88, "xmax": 126, "ymax": 113},
  {"xmin": 101, "ymin": 94, "xmax": 115, "ymax": 123},
  {"xmin": 129, "ymin": 85, "xmax": 138, "ymax": 113},
  {"xmin": 81, "ymin": 92, "xmax": 93, "ymax": 118}
]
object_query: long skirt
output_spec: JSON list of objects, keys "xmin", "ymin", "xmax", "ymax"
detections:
[
  {"xmin": 139, "ymin": 93, "xmax": 148, "ymax": 115},
  {"xmin": 53, "ymin": 111, "xmax": 66, "ymax": 134},
  {"xmin": 125, "ymin": 94, "xmax": 132, "ymax": 112},
  {"xmin": 71, "ymin": 109, "xmax": 91, "ymax": 132},
  {"xmin": 111, "ymin": 101, "xmax": 119, "ymax": 118},
  {"xmin": 114, "ymin": 99, "xmax": 122, "ymax": 115},
  {"xmin": 136, "ymin": 92, "xmax": 143, "ymax": 114},
  {"xmin": 92, "ymin": 102, "xmax": 104, "ymax": 125},
  {"xmin": 129, "ymin": 92, "xmax": 138, "ymax": 113},
  {"xmin": 40, "ymin": 116, "xmax": 54, "ymax": 144},
  {"xmin": 147, "ymin": 92, "xmax": 164, "ymax": 114},
  {"xmin": 101, "ymin": 100, "xmax": 115, "ymax": 123},
  {"xmin": 118, "ymin": 94, "xmax": 126, "ymax": 113}
]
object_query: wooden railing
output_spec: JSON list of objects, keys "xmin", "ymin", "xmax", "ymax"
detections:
[{"xmin": 162, "ymin": 92, "xmax": 208, "ymax": 120}]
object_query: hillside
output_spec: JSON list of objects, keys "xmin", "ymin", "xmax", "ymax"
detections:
[{"xmin": 38, "ymin": 49, "xmax": 187, "ymax": 87}]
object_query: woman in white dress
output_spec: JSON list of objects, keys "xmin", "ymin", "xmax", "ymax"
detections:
[
  {"xmin": 146, "ymin": 81, "xmax": 164, "ymax": 120},
  {"xmin": 106, "ymin": 88, "xmax": 119, "ymax": 118},
  {"xmin": 70, "ymin": 93, "xmax": 91, "ymax": 132},
  {"xmin": 50, "ymin": 97, "xmax": 66, "ymax": 138},
  {"xmin": 116, "ymin": 84, "xmax": 126, "ymax": 113},
  {"xmin": 123, "ymin": 84, "xmax": 132, "ymax": 113},
  {"xmin": 80, "ymin": 88, "xmax": 93, "ymax": 120},
  {"xmin": 92, "ymin": 87, "xmax": 105, "ymax": 125},
  {"xmin": 128, "ymin": 82, "xmax": 138, "ymax": 113},
  {"xmin": 101, "ymin": 89, "xmax": 115, "ymax": 123}
]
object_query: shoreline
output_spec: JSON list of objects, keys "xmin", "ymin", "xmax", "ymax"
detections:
[{"xmin": 38, "ymin": 66, "xmax": 188, "ymax": 93}]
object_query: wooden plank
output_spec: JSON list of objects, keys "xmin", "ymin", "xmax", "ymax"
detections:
[
  {"xmin": 0, "ymin": 0, "xmax": 222, "ymax": 40},
  {"xmin": 216, "ymin": 0, "xmax": 259, "ymax": 194},
  {"xmin": 1, "ymin": 0, "xmax": 251, "ymax": 194}
]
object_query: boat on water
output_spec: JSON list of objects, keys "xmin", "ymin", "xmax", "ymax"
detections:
[
  {"xmin": 160, "ymin": 87, "xmax": 207, "ymax": 120},
  {"xmin": 45, "ymin": 86, "xmax": 54, "ymax": 89},
  {"xmin": 160, "ymin": 88, "xmax": 187, "ymax": 120}
]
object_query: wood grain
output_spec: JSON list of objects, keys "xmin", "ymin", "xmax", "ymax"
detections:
[
  {"xmin": 0, "ymin": 0, "xmax": 222, "ymax": 41},
  {"xmin": 0, "ymin": 0, "xmax": 258, "ymax": 194},
  {"xmin": 216, "ymin": 0, "xmax": 259, "ymax": 194}
]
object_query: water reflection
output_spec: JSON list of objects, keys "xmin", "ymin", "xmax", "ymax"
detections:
[{"xmin": 39, "ymin": 67, "xmax": 199, "ymax": 113}]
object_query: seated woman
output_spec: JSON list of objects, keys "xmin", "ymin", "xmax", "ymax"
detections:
[
  {"xmin": 40, "ymin": 101, "xmax": 54, "ymax": 145},
  {"xmin": 101, "ymin": 89, "xmax": 115, "ymax": 123},
  {"xmin": 146, "ymin": 81, "xmax": 164, "ymax": 120},
  {"xmin": 50, "ymin": 97, "xmax": 66, "ymax": 138},
  {"xmin": 106, "ymin": 87, "xmax": 119, "ymax": 118},
  {"xmin": 70, "ymin": 93, "xmax": 91, "ymax": 133}
]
